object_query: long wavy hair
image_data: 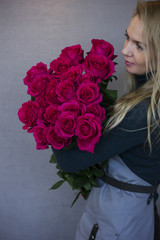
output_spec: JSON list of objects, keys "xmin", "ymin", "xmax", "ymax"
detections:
[{"xmin": 105, "ymin": 0, "xmax": 160, "ymax": 151}]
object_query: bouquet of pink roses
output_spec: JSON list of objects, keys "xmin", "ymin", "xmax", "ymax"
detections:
[{"xmin": 18, "ymin": 39, "xmax": 117, "ymax": 205}]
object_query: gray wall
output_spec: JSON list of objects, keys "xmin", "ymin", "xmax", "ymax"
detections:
[{"xmin": 0, "ymin": 0, "xmax": 159, "ymax": 239}]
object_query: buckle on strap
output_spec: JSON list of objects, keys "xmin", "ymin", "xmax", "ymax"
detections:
[
  {"xmin": 88, "ymin": 224, "xmax": 99, "ymax": 240},
  {"xmin": 101, "ymin": 175, "xmax": 158, "ymax": 194}
]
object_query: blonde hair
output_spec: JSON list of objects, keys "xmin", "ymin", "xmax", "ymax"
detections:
[{"xmin": 105, "ymin": 0, "xmax": 160, "ymax": 151}]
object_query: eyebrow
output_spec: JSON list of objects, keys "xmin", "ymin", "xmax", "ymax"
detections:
[{"xmin": 125, "ymin": 30, "xmax": 146, "ymax": 47}]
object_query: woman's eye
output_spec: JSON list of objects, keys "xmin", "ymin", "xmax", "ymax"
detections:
[
  {"xmin": 136, "ymin": 44, "xmax": 143, "ymax": 51},
  {"xmin": 124, "ymin": 33, "xmax": 129, "ymax": 40}
]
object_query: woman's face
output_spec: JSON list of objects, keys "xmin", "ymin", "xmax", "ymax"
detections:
[{"xmin": 122, "ymin": 15, "xmax": 147, "ymax": 75}]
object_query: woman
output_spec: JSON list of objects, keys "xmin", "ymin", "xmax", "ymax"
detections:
[{"xmin": 53, "ymin": 1, "xmax": 160, "ymax": 239}]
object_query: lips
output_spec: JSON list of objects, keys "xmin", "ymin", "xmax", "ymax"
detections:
[{"xmin": 125, "ymin": 60, "xmax": 134, "ymax": 67}]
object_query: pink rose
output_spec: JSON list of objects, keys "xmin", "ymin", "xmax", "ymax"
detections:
[
  {"xmin": 50, "ymin": 57, "xmax": 72, "ymax": 74},
  {"xmin": 83, "ymin": 54, "xmax": 115, "ymax": 80},
  {"xmin": 88, "ymin": 39, "xmax": 117, "ymax": 60},
  {"xmin": 75, "ymin": 113, "xmax": 102, "ymax": 153},
  {"xmin": 77, "ymin": 82, "xmax": 102, "ymax": 105},
  {"xmin": 60, "ymin": 44, "xmax": 84, "ymax": 65},
  {"xmin": 55, "ymin": 111, "xmax": 77, "ymax": 138},
  {"xmin": 59, "ymin": 100, "xmax": 86, "ymax": 117},
  {"xmin": 56, "ymin": 80, "xmax": 76, "ymax": 103},
  {"xmin": 33, "ymin": 124, "xmax": 49, "ymax": 149},
  {"xmin": 49, "ymin": 72, "xmax": 61, "ymax": 81},
  {"xmin": 27, "ymin": 75, "xmax": 51, "ymax": 98},
  {"xmin": 44, "ymin": 105, "xmax": 59, "ymax": 125},
  {"xmin": 86, "ymin": 104, "xmax": 106, "ymax": 121},
  {"xmin": 23, "ymin": 62, "xmax": 48, "ymax": 86},
  {"xmin": 61, "ymin": 65, "xmax": 83, "ymax": 84},
  {"xmin": 35, "ymin": 96, "xmax": 49, "ymax": 108},
  {"xmin": 18, "ymin": 100, "xmax": 39, "ymax": 130},
  {"xmin": 47, "ymin": 126, "xmax": 71, "ymax": 149},
  {"xmin": 45, "ymin": 79, "xmax": 59, "ymax": 104},
  {"xmin": 78, "ymin": 73, "xmax": 101, "ymax": 85},
  {"xmin": 39, "ymin": 107, "xmax": 47, "ymax": 123}
]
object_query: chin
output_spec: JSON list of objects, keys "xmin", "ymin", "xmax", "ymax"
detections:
[{"xmin": 126, "ymin": 68, "xmax": 146, "ymax": 75}]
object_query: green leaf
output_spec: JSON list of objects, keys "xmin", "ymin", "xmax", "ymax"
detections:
[
  {"xmin": 99, "ymin": 160, "xmax": 108, "ymax": 169},
  {"xmin": 112, "ymin": 75, "xmax": 118, "ymax": 80},
  {"xmin": 49, "ymin": 180, "xmax": 66, "ymax": 190},
  {"xmin": 66, "ymin": 174, "xmax": 89, "ymax": 190},
  {"xmin": 49, "ymin": 154, "xmax": 57, "ymax": 164},
  {"xmin": 78, "ymin": 169, "xmax": 94, "ymax": 178},
  {"xmin": 102, "ymin": 89, "xmax": 117, "ymax": 102},
  {"xmin": 89, "ymin": 176, "xmax": 99, "ymax": 187},
  {"xmin": 70, "ymin": 191, "xmax": 81, "ymax": 207},
  {"xmin": 31, "ymin": 96, "xmax": 35, "ymax": 101},
  {"xmin": 57, "ymin": 170, "xmax": 68, "ymax": 180},
  {"xmin": 83, "ymin": 182, "xmax": 92, "ymax": 191},
  {"xmin": 80, "ymin": 188, "xmax": 91, "ymax": 200},
  {"xmin": 91, "ymin": 168, "xmax": 104, "ymax": 177}
]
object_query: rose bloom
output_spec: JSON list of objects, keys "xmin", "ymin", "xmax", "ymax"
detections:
[
  {"xmin": 47, "ymin": 126, "xmax": 71, "ymax": 149},
  {"xmin": 45, "ymin": 79, "xmax": 59, "ymax": 104},
  {"xmin": 39, "ymin": 107, "xmax": 47, "ymax": 123},
  {"xmin": 60, "ymin": 44, "xmax": 84, "ymax": 65},
  {"xmin": 56, "ymin": 80, "xmax": 76, "ymax": 103},
  {"xmin": 33, "ymin": 124, "xmax": 49, "ymax": 149},
  {"xmin": 55, "ymin": 111, "xmax": 77, "ymax": 138},
  {"xmin": 49, "ymin": 72, "xmax": 62, "ymax": 82},
  {"xmin": 18, "ymin": 100, "xmax": 39, "ymax": 130},
  {"xmin": 78, "ymin": 73, "xmax": 101, "ymax": 85},
  {"xmin": 50, "ymin": 56, "xmax": 72, "ymax": 74},
  {"xmin": 59, "ymin": 99, "xmax": 86, "ymax": 117},
  {"xmin": 86, "ymin": 104, "xmax": 106, "ymax": 121},
  {"xmin": 27, "ymin": 75, "xmax": 51, "ymax": 98},
  {"xmin": 88, "ymin": 39, "xmax": 117, "ymax": 60},
  {"xmin": 44, "ymin": 105, "xmax": 59, "ymax": 125},
  {"xmin": 35, "ymin": 96, "xmax": 49, "ymax": 108},
  {"xmin": 23, "ymin": 62, "xmax": 48, "ymax": 86},
  {"xmin": 61, "ymin": 65, "xmax": 83, "ymax": 84},
  {"xmin": 75, "ymin": 113, "xmax": 102, "ymax": 153},
  {"xmin": 77, "ymin": 82, "xmax": 102, "ymax": 106},
  {"xmin": 83, "ymin": 54, "xmax": 115, "ymax": 80}
]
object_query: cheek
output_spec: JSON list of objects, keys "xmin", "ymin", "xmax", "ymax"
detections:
[
  {"xmin": 135, "ymin": 53, "xmax": 146, "ymax": 67},
  {"xmin": 135, "ymin": 54, "xmax": 147, "ymax": 74}
]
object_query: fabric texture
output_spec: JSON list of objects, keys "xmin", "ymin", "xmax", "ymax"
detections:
[{"xmin": 75, "ymin": 156, "xmax": 154, "ymax": 240}]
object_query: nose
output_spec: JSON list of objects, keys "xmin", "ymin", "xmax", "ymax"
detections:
[{"xmin": 122, "ymin": 40, "xmax": 133, "ymax": 57}]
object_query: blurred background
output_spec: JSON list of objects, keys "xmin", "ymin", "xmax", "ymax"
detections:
[{"xmin": 0, "ymin": 0, "xmax": 159, "ymax": 239}]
